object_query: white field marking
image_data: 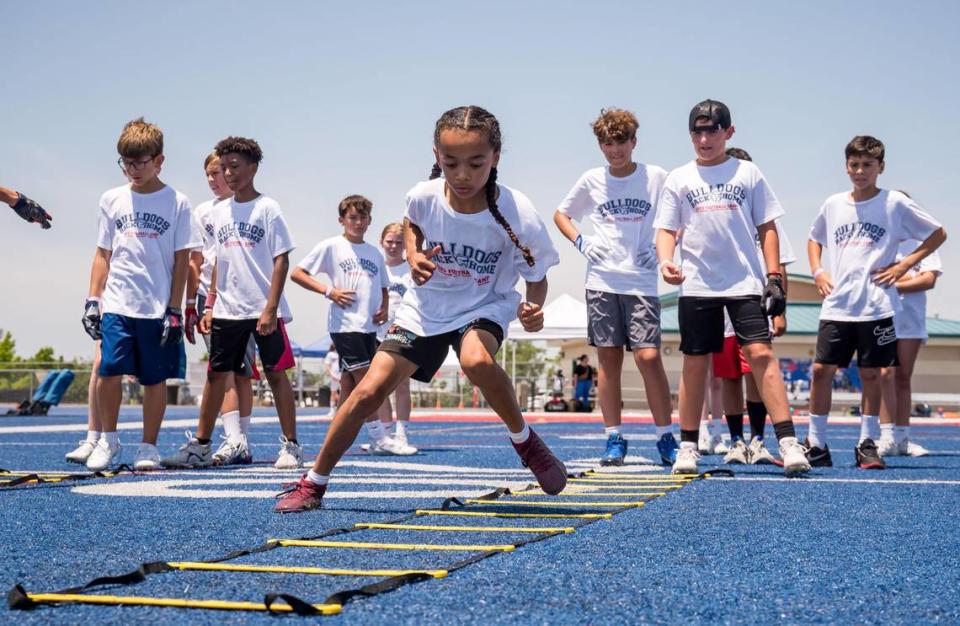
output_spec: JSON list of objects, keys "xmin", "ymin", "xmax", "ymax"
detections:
[
  {"xmin": 412, "ymin": 424, "xmax": 507, "ymax": 435},
  {"xmin": 558, "ymin": 434, "xmax": 657, "ymax": 441},
  {"xmin": 708, "ymin": 476, "xmax": 960, "ymax": 486},
  {"xmin": 0, "ymin": 414, "xmax": 331, "ymax": 436},
  {"xmin": 564, "ymin": 457, "xmax": 659, "ymax": 469}
]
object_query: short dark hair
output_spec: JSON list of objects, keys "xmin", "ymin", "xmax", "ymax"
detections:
[
  {"xmin": 215, "ymin": 136, "xmax": 263, "ymax": 164},
  {"xmin": 845, "ymin": 135, "xmax": 884, "ymax": 163},
  {"xmin": 725, "ymin": 147, "xmax": 752, "ymax": 161},
  {"xmin": 338, "ymin": 194, "xmax": 372, "ymax": 218}
]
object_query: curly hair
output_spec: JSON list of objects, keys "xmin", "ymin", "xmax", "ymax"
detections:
[
  {"xmin": 591, "ymin": 108, "xmax": 638, "ymax": 143},
  {"xmin": 117, "ymin": 117, "xmax": 163, "ymax": 159},
  {"xmin": 725, "ymin": 147, "xmax": 752, "ymax": 162},
  {"xmin": 215, "ymin": 136, "xmax": 263, "ymax": 164},
  {"xmin": 430, "ymin": 106, "xmax": 534, "ymax": 267}
]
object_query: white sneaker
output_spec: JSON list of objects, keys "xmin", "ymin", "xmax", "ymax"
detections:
[
  {"xmin": 877, "ymin": 436, "xmax": 900, "ymax": 457},
  {"xmin": 901, "ymin": 438, "xmax": 930, "ymax": 457},
  {"xmin": 65, "ymin": 440, "xmax": 97, "ymax": 465},
  {"xmin": 393, "ymin": 429, "xmax": 417, "ymax": 453},
  {"xmin": 672, "ymin": 446, "xmax": 700, "ymax": 474},
  {"xmin": 86, "ymin": 439, "xmax": 121, "ymax": 471},
  {"xmin": 747, "ymin": 437, "xmax": 779, "ymax": 465},
  {"xmin": 212, "ymin": 434, "xmax": 253, "ymax": 466},
  {"xmin": 698, "ymin": 431, "xmax": 715, "ymax": 455},
  {"xmin": 274, "ymin": 436, "xmax": 303, "ymax": 469},
  {"xmin": 715, "ymin": 437, "xmax": 730, "ymax": 455},
  {"xmin": 161, "ymin": 431, "xmax": 212, "ymax": 468},
  {"xmin": 133, "ymin": 443, "xmax": 161, "ymax": 471},
  {"xmin": 371, "ymin": 435, "xmax": 418, "ymax": 456},
  {"xmin": 723, "ymin": 439, "xmax": 749, "ymax": 464},
  {"xmin": 779, "ymin": 437, "xmax": 811, "ymax": 476}
]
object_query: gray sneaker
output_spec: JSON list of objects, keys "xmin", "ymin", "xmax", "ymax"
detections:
[
  {"xmin": 212, "ymin": 434, "xmax": 253, "ymax": 466},
  {"xmin": 161, "ymin": 431, "xmax": 212, "ymax": 468}
]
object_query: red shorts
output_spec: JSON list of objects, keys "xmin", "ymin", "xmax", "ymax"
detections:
[{"xmin": 712, "ymin": 336, "xmax": 751, "ymax": 379}]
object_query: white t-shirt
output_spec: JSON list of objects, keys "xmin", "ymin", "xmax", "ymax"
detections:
[
  {"xmin": 654, "ymin": 158, "xmax": 785, "ymax": 297},
  {"xmin": 209, "ymin": 195, "xmax": 295, "ymax": 322},
  {"xmin": 395, "ymin": 178, "xmax": 560, "ymax": 336},
  {"xmin": 556, "ymin": 164, "xmax": 667, "ymax": 296},
  {"xmin": 723, "ymin": 219, "xmax": 796, "ymax": 337},
  {"xmin": 193, "ymin": 199, "xmax": 219, "ymax": 297},
  {"xmin": 894, "ymin": 240, "xmax": 943, "ymax": 340},
  {"xmin": 378, "ymin": 261, "xmax": 414, "ymax": 339},
  {"xmin": 298, "ymin": 236, "xmax": 388, "ymax": 334},
  {"xmin": 324, "ymin": 351, "xmax": 341, "ymax": 380},
  {"xmin": 809, "ymin": 190, "xmax": 941, "ymax": 322},
  {"xmin": 97, "ymin": 184, "xmax": 200, "ymax": 318}
]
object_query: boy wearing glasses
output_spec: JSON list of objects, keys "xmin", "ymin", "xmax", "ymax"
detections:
[
  {"xmin": 653, "ymin": 99, "xmax": 810, "ymax": 477},
  {"xmin": 81, "ymin": 117, "xmax": 199, "ymax": 471}
]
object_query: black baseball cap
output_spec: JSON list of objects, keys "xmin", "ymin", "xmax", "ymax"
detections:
[{"xmin": 688, "ymin": 99, "xmax": 731, "ymax": 132}]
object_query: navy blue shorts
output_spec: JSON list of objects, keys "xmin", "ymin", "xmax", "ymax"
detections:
[{"xmin": 99, "ymin": 313, "xmax": 182, "ymax": 385}]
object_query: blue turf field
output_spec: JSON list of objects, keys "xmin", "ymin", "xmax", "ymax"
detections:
[{"xmin": 2, "ymin": 406, "xmax": 959, "ymax": 624}]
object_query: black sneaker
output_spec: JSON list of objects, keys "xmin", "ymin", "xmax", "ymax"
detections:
[
  {"xmin": 855, "ymin": 438, "xmax": 886, "ymax": 470},
  {"xmin": 803, "ymin": 438, "xmax": 833, "ymax": 467}
]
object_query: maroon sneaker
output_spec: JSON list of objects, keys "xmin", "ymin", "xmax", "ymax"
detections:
[
  {"xmin": 274, "ymin": 475, "xmax": 326, "ymax": 513},
  {"xmin": 511, "ymin": 428, "xmax": 567, "ymax": 495}
]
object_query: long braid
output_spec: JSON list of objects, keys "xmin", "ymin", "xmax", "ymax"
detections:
[
  {"xmin": 484, "ymin": 167, "xmax": 534, "ymax": 267},
  {"xmin": 432, "ymin": 105, "xmax": 536, "ymax": 267}
]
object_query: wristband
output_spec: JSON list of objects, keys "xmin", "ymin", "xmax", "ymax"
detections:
[
  {"xmin": 85, "ymin": 296, "xmax": 101, "ymax": 304},
  {"xmin": 323, "ymin": 285, "xmax": 333, "ymax": 299},
  {"xmin": 186, "ymin": 298, "xmax": 196, "ymax": 305},
  {"xmin": 766, "ymin": 272, "xmax": 783, "ymax": 278},
  {"xmin": 812, "ymin": 268, "xmax": 824, "ymax": 278}
]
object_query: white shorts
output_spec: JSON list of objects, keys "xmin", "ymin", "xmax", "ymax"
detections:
[
  {"xmin": 894, "ymin": 305, "xmax": 927, "ymax": 342},
  {"xmin": 330, "ymin": 378, "xmax": 341, "ymax": 393}
]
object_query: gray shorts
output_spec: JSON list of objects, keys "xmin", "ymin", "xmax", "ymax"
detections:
[
  {"xmin": 197, "ymin": 293, "xmax": 259, "ymax": 379},
  {"xmin": 586, "ymin": 290, "xmax": 661, "ymax": 350}
]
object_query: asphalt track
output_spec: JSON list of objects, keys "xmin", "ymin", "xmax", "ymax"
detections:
[{"xmin": 2, "ymin": 406, "xmax": 958, "ymax": 624}]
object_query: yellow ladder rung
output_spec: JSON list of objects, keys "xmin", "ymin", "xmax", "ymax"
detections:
[
  {"xmin": 566, "ymin": 483, "xmax": 682, "ymax": 490},
  {"xmin": 271, "ymin": 539, "xmax": 515, "ymax": 552},
  {"xmin": 560, "ymin": 492, "xmax": 667, "ymax": 497},
  {"xmin": 355, "ymin": 522, "xmax": 574, "ymax": 534},
  {"xmin": 570, "ymin": 478, "xmax": 687, "ymax": 485},
  {"xmin": 464, "ymin": 499, "xmax": 645, "ymax": 508},
  {"xmin": 585, "ymin": 472, "xmax": 696, "ymax": 479},
  {"xmin": 24, "ymin": 592, "xmax": 341, "ymax": 614},
  {"xmin": 166, "ymin": 561, "xmax": 448, "ymax": 578},
  {"xmin": 416, "ymin": 510, "xmax": 614, "ymax": 520}
]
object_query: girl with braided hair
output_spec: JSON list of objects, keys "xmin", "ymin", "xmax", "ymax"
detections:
[{"xmin": 276, "ymin": 106, "xmax": 567, "ymax": 513}]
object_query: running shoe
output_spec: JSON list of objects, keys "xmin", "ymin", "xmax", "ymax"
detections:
[
  {"xmin": 902, "ymin": 438, "xmax": 930, "ymax": 457},
  {"xmin": 600, "ymin": 433, "xmax": 628, "ymax": 466},
  {"xmin": 803, "ymin": 439, "xmax": 833, "ymax": 467},
  {"xmin": 393, "ymin": 428, "xmax": 417, "ymax": 454},
  {"xmin": 274, "ymin": 436, "xmax": 304, "ymax": 469},
  {"xmin": 371, "ymin": 436, "xmax": 418, "ymax": 456},
  {"xmin": 512, "ymin": 428, "xmax": 567, "ymax": 495},
  {"xmin": 779, "ymin": 437, "xmax": 811, "ymax": 476},
  {"xmin": 65, "ymin": 440, "xmax": 96, "ymax": 465},
  {"xmin": 877, "ymin": 436, "xmax": 900, "ymax": 457},
  {"xmin": 747, "ymin": 437, "xmax": 781, "ymax": 466},
  {"xmin": 133, "ymin": 443, "xmax": 161, "ymax": 471},
  {"xmin": 723, "ymin": 439, "xmax": 749, "ymax": 464},
  {"xmin": 855, "ymin": 438, "xmax": 886, "ymax": 470},
  {"xmin": 161, "ymin": 431, "xmax": 212, "ymax": 468},
  {"xmin": 86, "ymin": 439, "xmax": 121, "ymax": 472},
  {"xmin": 715, "ymin": 437, "xmax": 730, "ymax": 455},
  {"xmin": 672, "ymin": 446, "xmax": 700, "ymax": 475},
  {"xmin": 212, "ymin": 434, "xmax": 253, "ymax": 466},
  {"xmin": 657, "ymin": 433, "xmax": 679, "ymax": 465},
  {"xmin": 274, "ymin": 475, "xmax": 326, "ymax": 513}
]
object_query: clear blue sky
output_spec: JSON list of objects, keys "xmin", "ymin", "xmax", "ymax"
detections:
[{"xmin": 3, "ymin": 1, "xmax": 958, "ymax": 360}]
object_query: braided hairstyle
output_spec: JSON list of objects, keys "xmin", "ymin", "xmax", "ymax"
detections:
[{"xmin": 430, "ymin": 106, "xmax": 535, "ymax": 267}]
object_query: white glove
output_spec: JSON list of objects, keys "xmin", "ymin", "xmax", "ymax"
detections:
[{"xmin": 574, "ymin": 234, "xmax": 611, "ymax": 264}]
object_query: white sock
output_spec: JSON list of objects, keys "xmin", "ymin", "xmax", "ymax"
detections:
[
  {"xmin": 367, "ymin": 421, "xmax": 387, "ymax": 443},
  {"xmin": 508, "ymin": 424, "xmax": 531, "ymax": 444},
  {"xmin": 239, "ymin": 415, "xmax": 251, "ymax": 435},
  {"xmin": 860, "ymin": 415, "xmax": 880, "ymax": 443},
  {"xmin": 807, "ymin": 414, "xmax": 829, "ymax": 449},
  {"xmin": 655, "ymin": 425, "xmax": 673, "ymax": 438},
  {"xmin": 306, "ymin": 470, "xmax": 329, "ymax": 486},
  {"xmin": 708, "ymin": 418, "xmax": 721, "ymax": 438},
  {"xmin": 894, "ymin": 425, "xmax": 909, "ymax": 443},
  {"xmin": 86, "ymin": 430, "xmax": 101, "ymax": 444},
  {"xmin": 880, "ymin": 423, "xmax": 895, "ymax": 441},
  {"xmin": 103, "ymin": 432, "xmax": 120, "ymax": 448},
  {"xmin": 604, "ymin": 426, "xmax": 622, "ymax": 437},
  {"xmin": 680, "ymin": 441, "xmax": 697, "ymax": 451},
  {"xmin": 698, "ymin": 420, "xmax": 709, "ymax": 437},
  {"xmin": 222, "ymin": 411, "xmax": 242, "ymax": 440},
  {"xmin": 395, "ymin": 421, "xmax": 407, "ymax": 437}
]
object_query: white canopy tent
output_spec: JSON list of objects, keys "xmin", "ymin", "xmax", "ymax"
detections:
[{"xmin": 507, "ymin": 293, "xmax": 588, "ymax": 341}]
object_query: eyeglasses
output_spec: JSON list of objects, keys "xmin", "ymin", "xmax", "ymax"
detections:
[{"xmin": 117, "ymin": 156, "xmax": 156, "ymax": 172}]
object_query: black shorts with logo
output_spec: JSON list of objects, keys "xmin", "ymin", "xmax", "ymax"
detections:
[
  {"xmin": 815, "ymin": 318, "xmax": 898, "ymax": 368},
  {"xmin": 330, "ymin": 332, "xmax": 379, "ymax": 373},
  {"xmin": 378, "ymin": 319, "xmax": 504, "ymax": 382},
  {"xmin": 678, "ymin": 296, "xmax": 771, "ymax": 355}
]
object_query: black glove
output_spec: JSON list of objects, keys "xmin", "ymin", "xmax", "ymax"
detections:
[
  {"xmin": 82, "ymin": 298, "xmax": 102, "ymax": 341},
  {"xmin": 160, "ymin": 307, "xmax": 183, "ymax": 346},
  {"xmin": 11, "ymin": 193, "xmax": 52, "ymax": 229},
  {"xmin": 762, "ymin": 274, "xmax": 786, "ymax": 317}
]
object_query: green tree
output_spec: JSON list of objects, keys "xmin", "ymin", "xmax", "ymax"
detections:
[
  {"xmin": 30, "ymin": 346, "xmax": 56, "ymax": 364},
  {"xmin": 0, "ymin": 331, "xmax": 17, "ymax": 364}
]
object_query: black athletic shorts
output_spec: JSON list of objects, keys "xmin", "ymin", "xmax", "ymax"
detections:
[
  {"xmin": 330, "ymin": 332, "xmax": 379, "ymax": 372},
  {"xmin": 678, "ymin": 296, "xmax": 771, "ymax": 355},
  {"xmin": 378, "ymin": 318, "xmax": 504, "ymax": 382},
  {"xmin": 210, "ymin": 319, "xmax": 295, "ymax": 374},
  {"xmin": 815, "ymin": 317, "xmax": 898, "ymax": 368}
]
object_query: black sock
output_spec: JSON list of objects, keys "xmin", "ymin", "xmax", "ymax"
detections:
[
  {"xmin": 773, "ymin": 421, "xmax": 796, "ymax": 441},
  {"xmin": 725, "ymin": 414, "xmax": 744, "ymax": 442},
  {"xmin": 197, "ymin": 438, "xmax": 211, "ymax": 445},
  {"xmin": 287, "ymin": 438, "xmax": 298, "ymax": 445},
  {"xmin": 680, "ymin": 429, "xmax": 699, "ymax": 444},
  {"xmin": 747, "ymin": 401, "xmax": 767, "ymax": 440}
]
